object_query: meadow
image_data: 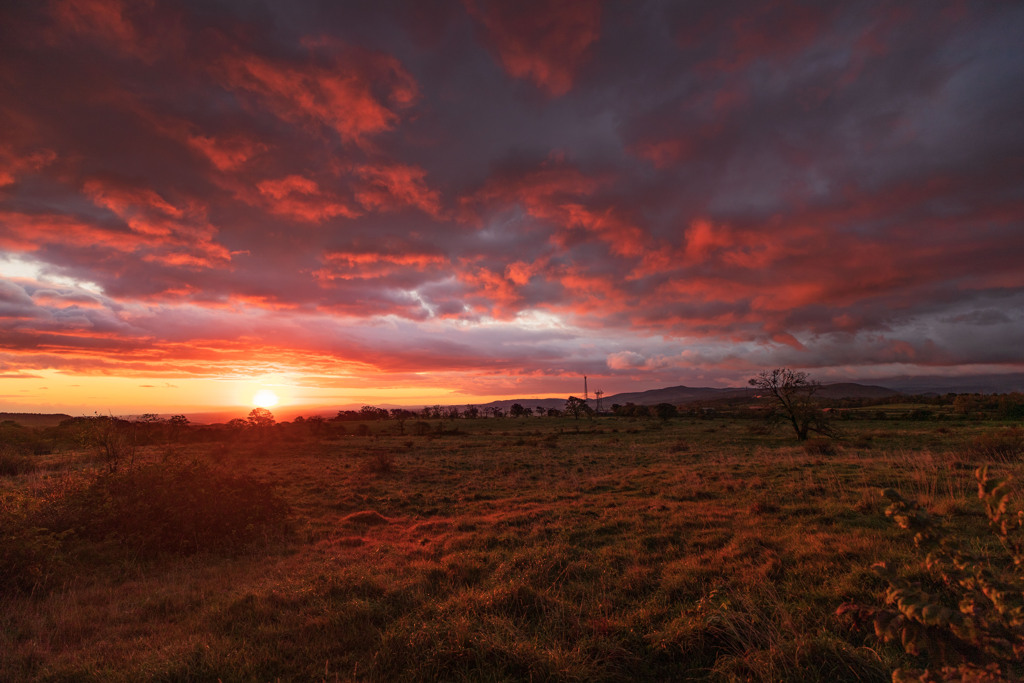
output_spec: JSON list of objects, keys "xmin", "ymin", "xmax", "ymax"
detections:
[{"xmin": 1, "ymin": 410, "xmax": 1022, "ymax": 681}]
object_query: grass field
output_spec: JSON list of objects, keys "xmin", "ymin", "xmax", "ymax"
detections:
[{"xmin": 2, "ymin": 415, "xmax": 1022, "ymax": 681}]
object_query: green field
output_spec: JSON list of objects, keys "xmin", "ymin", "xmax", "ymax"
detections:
[{"xmin": 2, "ymin": 415, "xmax": 1022, "ymax": 681}]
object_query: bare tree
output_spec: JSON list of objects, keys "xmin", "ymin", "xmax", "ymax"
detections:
[{"xmin": 749, "ymin": 368, "xmax": 834, "ymax": 441}]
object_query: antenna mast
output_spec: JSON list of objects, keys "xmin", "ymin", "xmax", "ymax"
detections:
[{"xmin": 584, "ymin": 376, "xmax": 588, "ymax": 402}]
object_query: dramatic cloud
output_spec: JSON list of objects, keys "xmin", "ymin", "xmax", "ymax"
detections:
[{"xmin": 1, "ymin": 0, "xmax": 1023, "ymax": 412}]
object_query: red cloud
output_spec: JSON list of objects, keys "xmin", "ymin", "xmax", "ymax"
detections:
[
  {"xmin": 0, "ymin": 210, "xmax": 138, "ymax": 253},
  {"xmin": 0, "ymin": 179, "xmax": 230, "ymax": 272},
  {"xmin": 48, "ymin": 0, "xmax": 183, "ymax": 62},
  {"xmin": 353, "ymin": 163, "xmax": 442, "ymax": 217},
  {"xmin": 82, "ymin": 179, "xmax": 230, "ymax": 265},
  {"xmin": 254, "ymin": 175, "xmax": 359, "ymax": 223},
  {"xmin": 50, "ymin": 0, "xmax": 141, "ymax": 52},
  {"xmin": 466, "ymin": 162, "xmax": 605, "ymax": 212},
  {"xmin": 186, "ymin": 134, "xmax": 265, "ymax": 172},
  {"xmin": 464, "ymin": 161, "xmax": 647, "ymax": 256},
  {"xmin": 219, "ymin": 44, "xmax": 418, "ymax": 145},
  {"xmin": 314, "ymin": 251, "xmax": 448, "ymax": 282},
  {"xmin": 0, "ymin": 146, "xmax": 56, "ymax": 187},
  {"xmin": 465, "ymin": 0, "xmax": 602, "ymax": 96}
]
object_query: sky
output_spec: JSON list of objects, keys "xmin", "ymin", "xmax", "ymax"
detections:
[{"xmin": 1, "ymin": 0, "xmax": 1023, "ymax": 416}]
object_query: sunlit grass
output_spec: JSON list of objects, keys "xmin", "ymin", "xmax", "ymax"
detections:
[{"xmin": 1, "ymin": 416, "xmax": 1021, "ymax": 680}]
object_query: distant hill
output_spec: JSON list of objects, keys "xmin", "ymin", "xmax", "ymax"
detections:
[
  {"xmin": 469, "ymin": 382, "xmax": 901, "ymax": 411},
  {"xmin": 856, "ymin": 373, "xmax": 1024, "ymax": 395},
  {"xmin": 813, "ymin": 383, "xmax": 901, "ymax": 399},
  {"xmin": 601, "ymin": 385, "xmax": 750, "ymax": 406},
  {"xmin": 0, "ymin": 412, "xmax": 73, "ymax": 427}
]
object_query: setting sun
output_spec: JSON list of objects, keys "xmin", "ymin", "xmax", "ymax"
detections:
[{"xmin": 252, "ymin": 390, "xmax": 279, "ymax": 408}]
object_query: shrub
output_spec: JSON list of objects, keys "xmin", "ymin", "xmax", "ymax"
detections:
[
  {"xmin": 38, "ymin": 460, "xmax": 290, "ymax": 557},
  {"xmin": 0, "ymin": 512, "xmax": 71, "ymax": 595},
  {"xmin": 0, "ymin": 445, "xmax": 37, "ymax": 476},
  {"xmin": 837, "ymin": 467, "xmax": 1024, "ymax": 681}
]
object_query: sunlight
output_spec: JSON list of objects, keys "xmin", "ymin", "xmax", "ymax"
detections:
[{"xmin": 252, "ymin": 389, "xmax": 279, "ymax": 408}]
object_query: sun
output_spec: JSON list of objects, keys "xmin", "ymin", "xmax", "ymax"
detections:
[{"xmin": 252, "ymin": 389, "xmax": 279, "ymax": 408}]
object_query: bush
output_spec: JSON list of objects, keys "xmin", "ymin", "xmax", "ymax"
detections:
[
  {"xmin": 0, "ymin": 445, "xmax": 37, "ymax": 476},
  {"xmin": 38, "ymin": 460, "xmax": 290, "ymax": 557},
  {"xmin": 0, "ymin": 512, "xmax": 70, "ymax": 595}
]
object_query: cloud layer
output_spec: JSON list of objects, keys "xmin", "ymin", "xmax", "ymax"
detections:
[{"xmin": 1, "ymin": 0, "xmax": 1023, "ymax": 408}]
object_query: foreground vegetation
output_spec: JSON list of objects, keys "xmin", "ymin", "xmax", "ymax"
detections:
[{"xmin": 1, "ymin": 411, "xmax": 1023, "ymax": 681}]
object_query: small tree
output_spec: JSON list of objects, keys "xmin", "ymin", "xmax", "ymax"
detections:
[
  {"xmin": 748, "ymin": 368, "xmax": 833, "ymax": 441},
  {"xmin": 306, "ymin": 415, "xmax": 326, "ymax": 436},
  {"xmin": 653, "ymin": 402, "xmax": 679, "ymax": 421},
  {"xmin": 86, "ymin": 414, "xmax": 138, "ymax": 472},
  {"xmin": 565, "ymin": 396, "xmax": 591, "ymax": 420},
  {"xmin": 247, "ymin": 408, "xmax": 275, "ymax": 429},
  {"xmin": 509, "ymin": 403, "xmax": 527, "ymax": 418}
]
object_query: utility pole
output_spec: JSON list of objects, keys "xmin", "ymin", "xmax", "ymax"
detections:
[{"xmin": 584, "ymin": 376, "xmax": 588, "ymax": 404}]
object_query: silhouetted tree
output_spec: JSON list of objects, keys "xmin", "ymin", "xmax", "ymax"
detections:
[
  {"xmin": 565, "ymin": 396, "xmax": 591, "ymax": 420},
  {"xmin": 653, "ymin": 403, "xmax": 679, "ymax": 421},
  {"xmin": 390, "ymin": 408, "xmax": 415, "ymax": 434},
  {"xmin": 168, "ymin": 414, "xmax": 189, "ymax": 440},
  {"xmin": 360, "ymin": 405, "xmax": 388, "ymax": 420},
  {"xmin": 247, "ymin": 408, "xmax": 275, "ymax": 429},
  {"xmin": 306, "ymin": 415, "xmax": 326, "ymax": 435},
  {"xmin": 749, "ymin": 368, "xmax": 833, "ymax": 441},
  {"xmin": 509, "ymin": 403, "xmax": 527, "ymax": 418}
]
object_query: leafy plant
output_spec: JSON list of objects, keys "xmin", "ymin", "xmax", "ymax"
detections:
[{"xmin": 837, "ymin": 467, "xmax": 1024, "ymax": 681}]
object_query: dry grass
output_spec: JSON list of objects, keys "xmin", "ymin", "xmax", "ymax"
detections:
[{"xmin": 1, "ymin": 417, "xmax": 1021, "ymax": 680}]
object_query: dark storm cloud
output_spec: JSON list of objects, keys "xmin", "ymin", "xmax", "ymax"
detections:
[{"xmin": 1, "ymin": 0, "xmax": 1022, "ymax": 387}]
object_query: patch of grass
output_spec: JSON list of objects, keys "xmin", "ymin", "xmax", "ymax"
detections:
[
  {"xmin": 1, "ymin": 459, "xmax": 291, "ymax": 597},
  {"xmin": 959, "ymin": 426, "xmax": 1024, "ymax": 462},
  {"xmin": 2, "ymin": 416, "xmax": 1021, "ymax": 680},
  {"xmin": 803, "ymin": 438, "xmax": 837, "ymax": 456}
]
